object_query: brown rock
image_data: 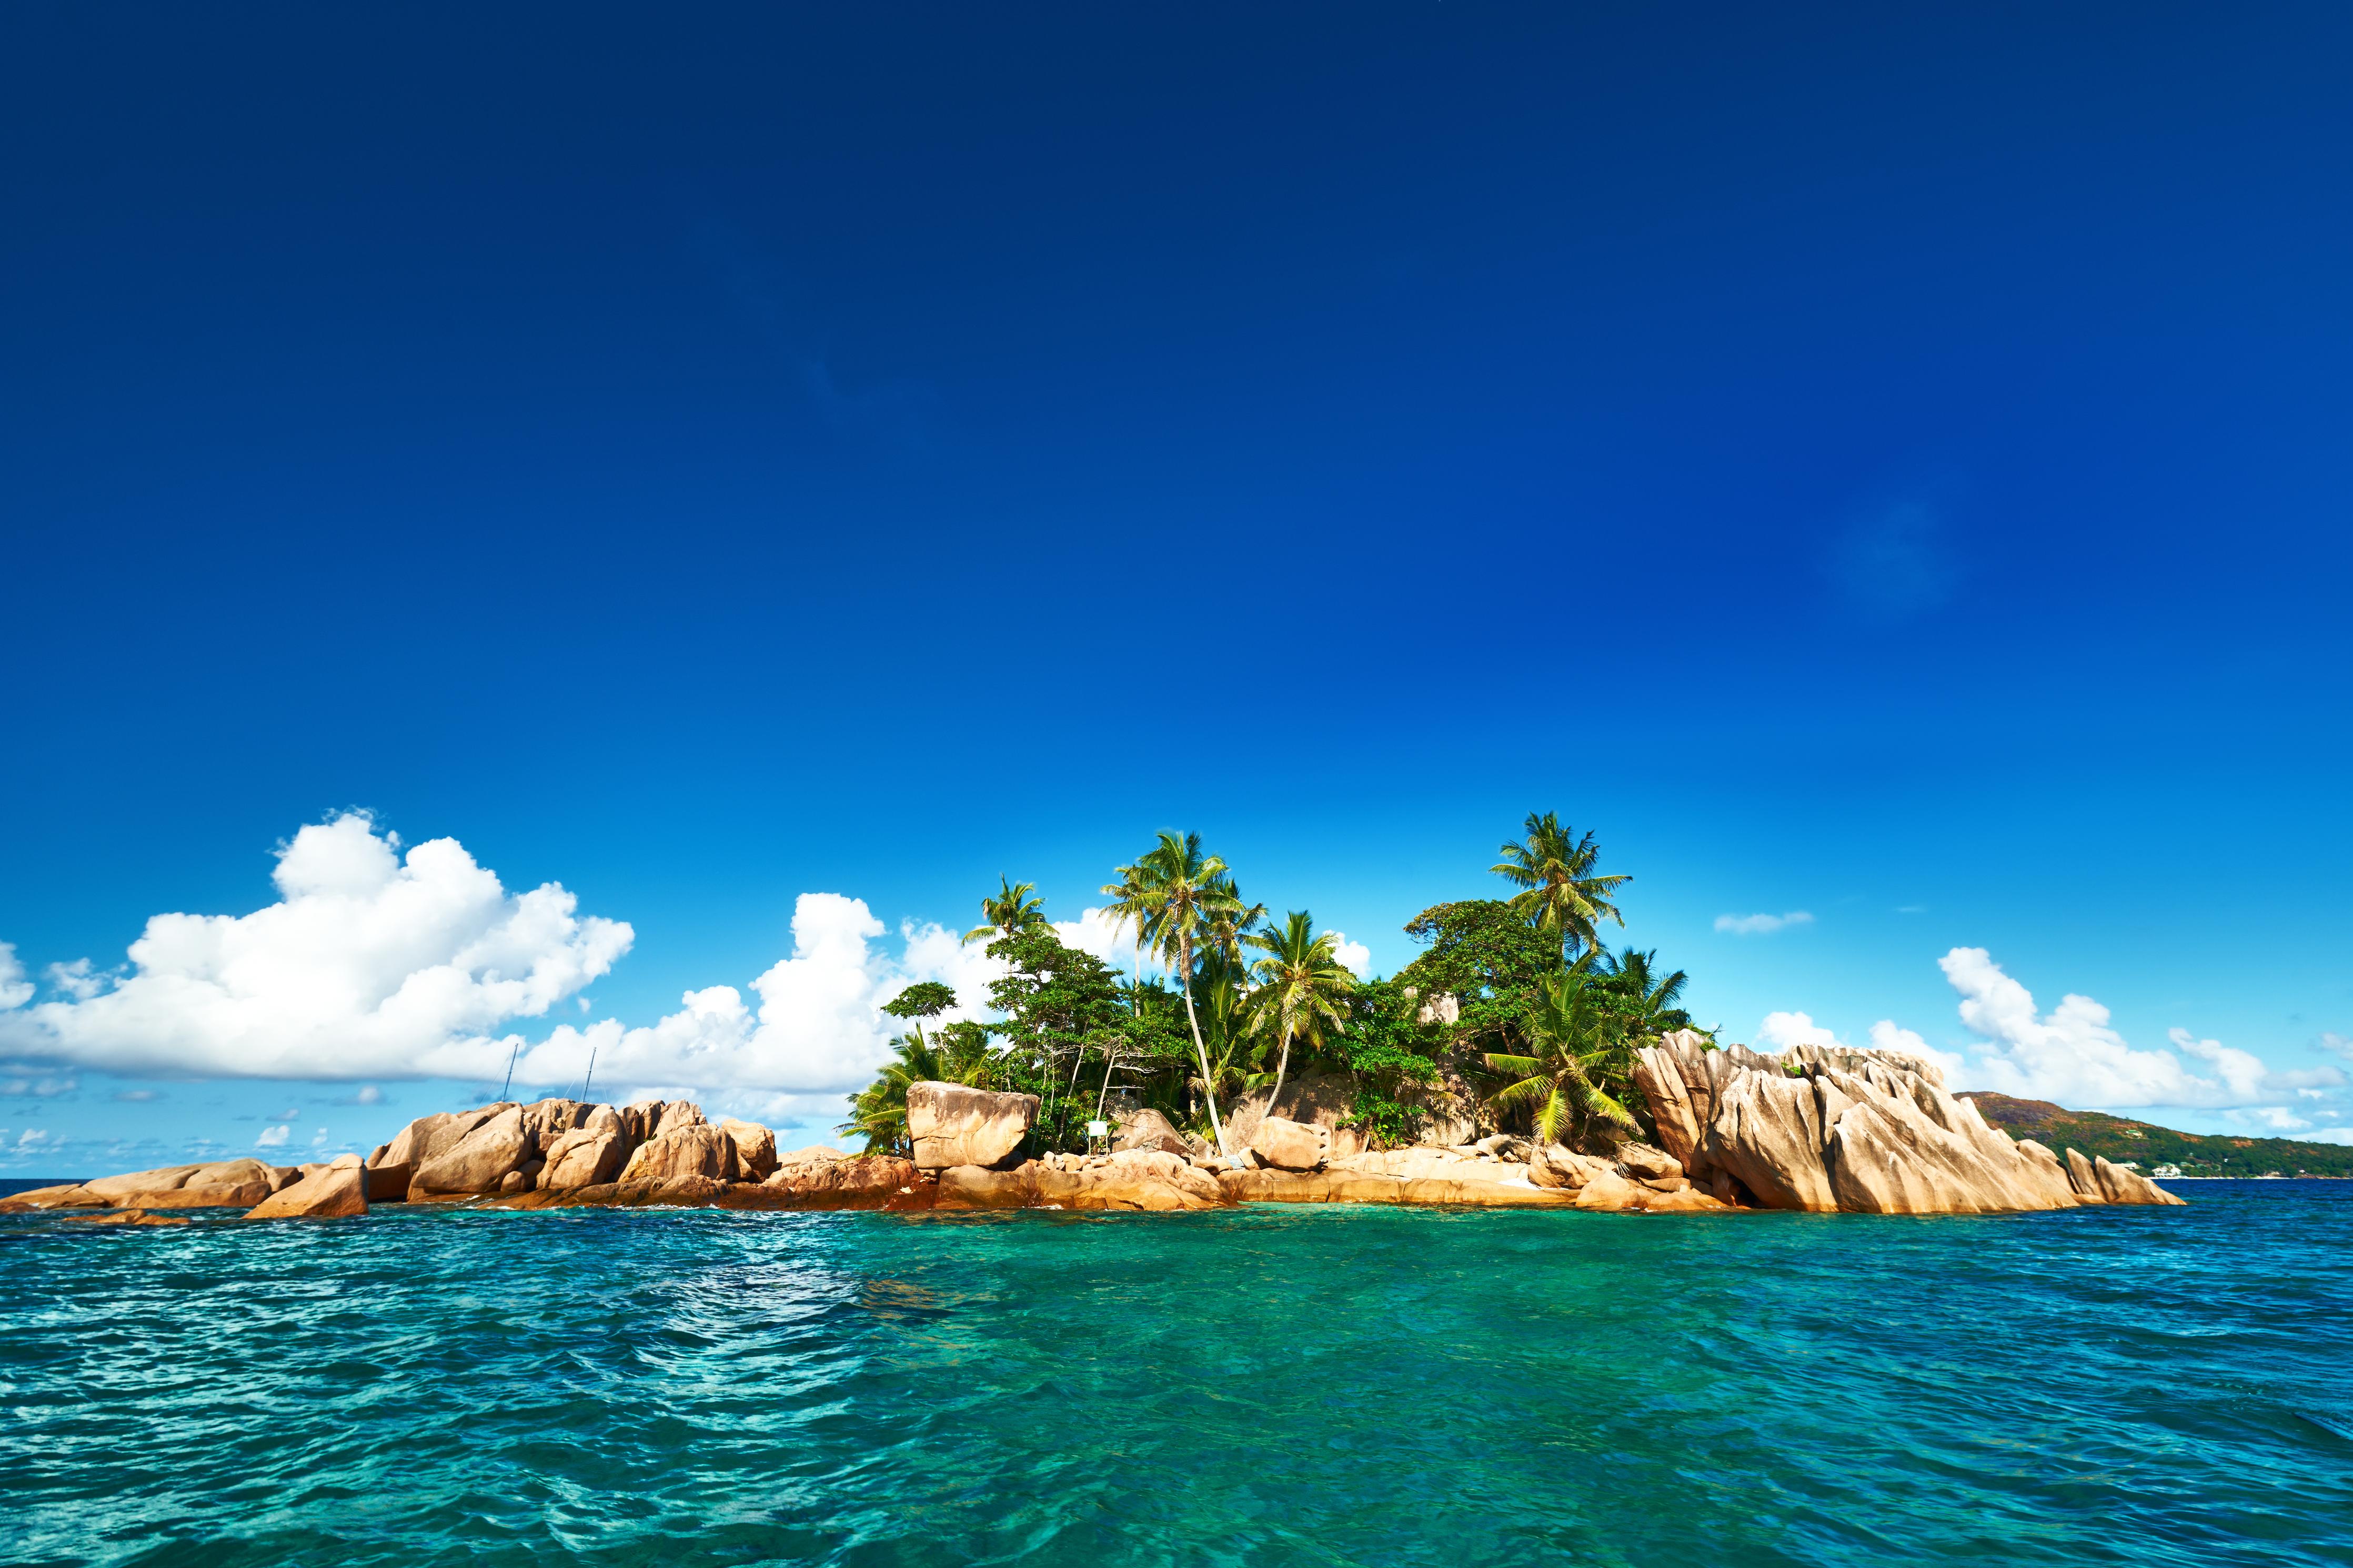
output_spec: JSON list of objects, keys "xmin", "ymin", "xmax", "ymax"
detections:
[
  {"xmin": 363, "ymin": 1162, "xmax": 414, "ymax": 1202},
  {"xmin": 652, "ymin": 1101, "xmax": 707, "ymax": 1138},
  {"xmin": 375, "ymin": 1107, "xmax": 507, "ymax": 1171},
  {"xmin": 1223, "ymin": 1070, "xmax": 1357, "ymax": 1149},
  {"xmin": 410, "ymin": 1105, "xmax": 534, "ymax": 1198},
  {"xmin": 540, "ymin": 1128, "xmax": 628, "ymax": 1189},
  {"xmin": 932, "ymin": 1164, "xmax": 1040, "ymax": 1209},
  {"xmin": 1627, "ymin": 1032, "xmax": 2139, "ymax": 1217},
  {"xmin": 1573, "ymin": 1169, "xmax": 1647, "ymax": 1210},
  {"xmin": 1033, "ymin": 1150, "xmax": 1225, "ymax": 1210},
  {"xmin": 761, "ymin": 1154, "xmax": 924, "ymax": 1205},
  {"xmin": 907, "ymin": 1081, "xmax": 1038, "ymax": 1170},
  {"xmin": 718, "ymin": 1118, "xmax": 779, "ymax": 1181},
  {"xmin": 64, "ymin": 1208, "xmax": 189, "ymax": 1227},
  {"xmin": 777, "ymin": 1144, "xmax": 844, "ymax": 1165},
  {"xmin": 1110, "ymin": 1107, "xmax": 1189, "ymax": 1155},
  {"xmin": 246, "ymin": 1157, "xmax": 369, "ymax": 1220},
  {"xmin": 0, "ymin": 1183, "xmax": 104, "ymax": 1211},
  {"xmin": 617, "ymin": 1122, "xmax": 738, "ymax": 1183},
  {"xmin": 1615, "ymin": 1142, "xmax": 1683, "ymax": 1181},
  {"xmin": 1248, "ymin": 1116, "xmax": 1331, "ymax": 1172},
  {"xmin": 2091, "ymin": 1154, "xmax": 2188, "ymax": 1207}
]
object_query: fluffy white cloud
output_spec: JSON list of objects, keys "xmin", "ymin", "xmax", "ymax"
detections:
[
  {"xmin": 1755, "ymin": 1010, "xmax": 1841, "ymax": 1050},
  {"xmin": 2319, "ymin": 1033, "xmax": 2353, "ymax": 1061},
  {"xmin": 507, "ymin": 894, "xmax": 1006, "ymax": 1098},
  {"xmin": 0, "ymin": 944, "xmax": 31, "ymax": 1010},
  {"xmin": 1052, "ymin": 907, "xmax": 1154, "ymax": 973},
  {"xmin": 1715, "ymin": 911, "xmax": 1814, "ymax": 936},
  {"xmin": 255, "ymin": 1124, "xmax": 290, "ymax": 1147},
  {"xmin": 1330, "ymin": 933, "xmax": 1372, "ymax": 977},
  {"xmin": 1938, "ymin": 948, "xmax": 2339, "ymax": 1109},
  {"xmin": 0, "ymin": 814, "xmax": 632, "ymax": 1080}
]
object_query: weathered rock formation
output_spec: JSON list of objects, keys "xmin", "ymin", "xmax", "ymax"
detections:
[
  {"xmin": 1631, "ymin": 1030, "xmax": 2188, "ymax": 1213},
  {"xmin": 0, "ymin": 1158, "xmax": 288, "ymax": 1212},
  {"xmin": 410, "ymin": 1105, "xmax": 537, "ymax": 1200},
  {"xmin": 720, "ymin": 1118, "xmax": 780, "ymax": 1181},
  {"xmin": 1224, "ymin": 1072, "xmax": 1365, "ymax": 1157},
  {"xmin": 619, "ymin": 1123, "xmax": 739, "ymax": 1183},
  {"xmin": 1249, "ymin": 1116, "xmax": 1331, "ymax": 1172},
  {"xmin": 907, "ymin": 1082, "xmax": 1037, "ymax": 1170},
  {"xmin": 937, "ymin": 1149, "xmax": 1226, "ymax": 1211},
  {"xmin": 1110, "ymin": 1107, "xmax": 1189, "ymax": 1155},
  {"xmin": 247, "ymin": 1155, "xmax": 369, "ymax": 1220}
]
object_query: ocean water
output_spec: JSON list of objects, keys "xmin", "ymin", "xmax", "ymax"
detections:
[{"xmin": 3, "ymin": 1182, "xmax": 2348, "ymax": 1567}]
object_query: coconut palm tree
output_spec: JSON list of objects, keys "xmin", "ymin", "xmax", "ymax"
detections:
[
  {"xmin": 1594, "ymin": 946, "xmax": 1693, "ymax": 1042},
  {"xmin": 1481, "ymin": 968, "xmax": 1640, "ymax": 1147},
  {"xmin": 963, "ymin": 876, "xmax": 1049, "ymax": 945},
  {"xmin": 1244, "ymin": 910, "xmax": 1354, "ymax": 1129},
  {"xmin": 1492, "ymin": 812, "xmax": 1630, "ymax": 960},
  {"xmin": 1102, "ymin": 831, "xmax": 1245, "ymax": 1158}
]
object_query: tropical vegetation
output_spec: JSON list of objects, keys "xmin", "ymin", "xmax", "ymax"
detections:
[{"xmin": 842, "ymin": 813, "xmax": 1709, "ymax": 1159}]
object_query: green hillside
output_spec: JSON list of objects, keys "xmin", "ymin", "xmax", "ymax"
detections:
[{"xmin": 1959, "ymin": 1094, "xmax": 2353, "ymax": 1178}]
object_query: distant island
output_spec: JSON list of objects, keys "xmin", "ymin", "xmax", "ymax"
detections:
[
  {"xmin": 1, "ymin": 814, "xmax": 2205, "ymax": 1220},
  {"xmin": 1962, "ymin": 1094, "xmax": 2350, "ymax": 1179}
]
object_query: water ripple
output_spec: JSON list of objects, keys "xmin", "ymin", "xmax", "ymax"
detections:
[{"xmin": 2, "ymin": 1185, "xmax": 2348, "ymax": 1566}]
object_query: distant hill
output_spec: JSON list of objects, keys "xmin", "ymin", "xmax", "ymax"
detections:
[{"xmin": 1959, "ymin": 1094, "xmax": 2352, "ymax": 1178}]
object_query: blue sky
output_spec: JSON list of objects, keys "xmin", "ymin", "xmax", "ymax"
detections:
[{"xmin": 4, "ymin": 3, "xmax": 2349, "ymax": 1174}]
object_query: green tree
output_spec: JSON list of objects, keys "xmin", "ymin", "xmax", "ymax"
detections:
[
  {"xmin": 1491, "ymin": 812, "xmax": 1629, "ymax": 960},
  {"xmin": 984, "ymin": 924, "xmax": 1125, "ymax": 1148},
  {"xmin": 1244, "ymin": 909, "xmax": 1354, "ymax": 1126},
  {"xmin": 964, "ymin": 876, "xmax": 1050, "ymax": 945},
  {"xmin": 882, "ymin": 981, "xmax": 959, "ymax": 1020},
  {"xmin": 1481, "ymin": 968, "xmax": 1641, "ymax": 1147},
  {"xmin": 1395, "ymin": 899, "xmax": 1563, "ymax": 1051},
  {"xmin": 1592, "ymin": 947, "xmax": 1693, "ymax": 1042},
  {"xmin": 1102, "ymin": 831, "xmax": 1247, "ymax": 1158}
]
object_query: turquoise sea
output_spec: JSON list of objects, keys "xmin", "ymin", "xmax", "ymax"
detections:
[{"xmin": 3, "ymin": 1181, "xmax": 2348, "ymax": 1567}]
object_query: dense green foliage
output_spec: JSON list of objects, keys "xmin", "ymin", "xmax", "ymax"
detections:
[{"xmin": 847, "ymin": 812, "xmax": 1705, "ymax": 1155}]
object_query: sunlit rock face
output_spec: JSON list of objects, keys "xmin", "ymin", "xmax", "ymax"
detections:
[{"xmin": 1631, "ymin": 1030, "xmax": 2186, "ymax": 1213}]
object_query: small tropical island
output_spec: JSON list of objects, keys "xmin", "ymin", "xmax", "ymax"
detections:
[{"xmin": 3, "ymin": 815, "xmax": 2185, "ymax": 1223}]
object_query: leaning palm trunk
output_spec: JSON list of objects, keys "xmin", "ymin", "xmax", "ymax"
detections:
[
  {"xmin": 1260, "ymin": 1024, "xmax": 1295, "ymax": 1139},
  {"xmin": 1177, "ymin": 937, "xmax": 1232, "ymax": 1158}
]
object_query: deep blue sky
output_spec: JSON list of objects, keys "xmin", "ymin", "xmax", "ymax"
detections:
[{"xmin": 4, "ymin": 3, "xmax": 2349, "ymax": 1167}]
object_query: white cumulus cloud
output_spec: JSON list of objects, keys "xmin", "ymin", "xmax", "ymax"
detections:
[
  {"xmin": 508, "ymin": 894, "xmax": 1005, "ymax": 1098},
  {"xmin": 1754, "ymin": 1010, "xmax": 1842, "ymax": 1051},
  {"xmin": 1715, "ymin": 911, "xmax": 1814, "ymax": 936},
  {"xmin": 1938, "ymin": 947, "xmax": 2339, "ymax": 1110},
  {"xmin": 0, "ymin": 944, "xmax": 31, "ymax": 1010},
  {"xmin": 255, "ymin": 1124, "xmax": 290, "ymax": 1148},
  {"xmin": 0, "ymin": 814, "xmax": 631, "ymax": 1080},
  {"xmin": 1329, "ymin": 933, "xmax": 1372, "ymax": 977}
]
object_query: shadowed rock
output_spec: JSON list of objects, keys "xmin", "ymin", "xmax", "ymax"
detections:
[
  {"xmin": 410, "ymin": 1106, "xmax": 534, "ymax": 1200},
  {"xmin": 1248, "ymin": 1116, "xmax": 1330, "ymax": 1172},
  {"xmin": 719, "ymin": 1118, "xmax": 779, "ymax": 1181},
  {"xmin": 618, "ymin": 1123, "xmax": 737, "ymax": 1183}
]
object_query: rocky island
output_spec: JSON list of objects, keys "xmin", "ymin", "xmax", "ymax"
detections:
[{"xmin": 2, "ymin": 1029, "xmax": 2181, "ymax": 1222}]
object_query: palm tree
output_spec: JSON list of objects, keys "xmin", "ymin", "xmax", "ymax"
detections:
[
  {"xmin": 1481, "ymin": 968, "xmax": 1640, "ymax": 1147},
  {"xmin": 1102, "ymin": 831, "xmax": 1245, "ymax": 1158},
  {"xmin": 1594, "ymin": 947, "xmax": 1693, "ymax": 1042},
  {"xmin": 963, "ymin": 876, "xmax": 1049, "ymax": 945},
  {"xmin": 1492, "ymin": 811, "xmax": 1630, "ymax": 960},
  {"xmin": 1244, "ymin": 910, "xmax": 1354, "ymax": 1131}
]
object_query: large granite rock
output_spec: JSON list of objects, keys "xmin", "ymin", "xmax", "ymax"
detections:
[
  {"xmin": 1111, "ymin": 1108, "xmax": 1189, "ymax": 1155},
  {"xmin": 762, "ymin": 1154, "xmax": 922, "ymax": 1203},
  {"xmin": 718, "ymin": 1118, "xmax": 779, "ymax": 1181},
  {"xmin": 247, "ymin": 1156, "xmax": 369, "ymax": 1220},
  {"xmin": 1630, "ymin": 1033, "xmax": 2187, "ymax": 1215},
  {"xmin": 1215, "ymin": 1167, "xmax": 1582, "ymax": 1209},
  {"xmin": 1248, "ymin": 1116, "xmax": 1331, "ymax": 1172},
  {"xmin": 0, "ymin": 1157, "xmax": 283, "ymax": 1211},
  {"xmin": 907, "ymin": 1082, "xmax": 1037, "ymax": 1170},
  {"xmin": 540, "ymin": 1127, "xmax": 629, "ymax": 1189},
  {"xmin": 618, "ymin": 1123, "xmax": 738, "ymax": 1183},
  {"xmin": 933, "ymin": 1151, "xmax": 1224, "ymax": 1211},
  {"xmin": 409, "ymin": 1106, "xmax": 535, "ymax": 1199},
  {"xmin": 1224, "ymin": 1071, "xmax": 1356, "ymax": 1148}
]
